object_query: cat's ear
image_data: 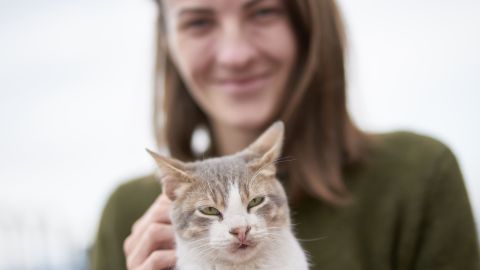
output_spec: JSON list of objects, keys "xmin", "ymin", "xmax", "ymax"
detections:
[
  {"xmin": 244, "ymin": 121, "xmax": 284, "ymax": 177},
  {"xmin": 146, "ymin": 149, "xmax": 194, "ymax": 201}
]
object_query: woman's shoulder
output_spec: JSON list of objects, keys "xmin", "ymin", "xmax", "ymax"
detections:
[
  {"xmin": 350, "ymin": 130, "xmax": 462, "ymax": 198},
  {"xmin": 366, "ymin": 130, "xmax": 457, "ymax": 173},
  {"xmin": 370, "ymin": 130, "xmax": 452, "ymax": 160}
]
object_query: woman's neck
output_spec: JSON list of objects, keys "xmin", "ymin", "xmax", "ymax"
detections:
[{"xmin": 211, "ymin": 122, "xmax": 259, "ymax": 156}]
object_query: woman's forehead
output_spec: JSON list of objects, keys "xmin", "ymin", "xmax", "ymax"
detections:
[{"xmin": 164, "ymin": 0, "xmax": 271, "ymax": 11}]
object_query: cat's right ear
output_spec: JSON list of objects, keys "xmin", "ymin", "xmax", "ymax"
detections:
[{"xmin": 146, "ymin": 149, "xmax": 194, "ymax": 201}]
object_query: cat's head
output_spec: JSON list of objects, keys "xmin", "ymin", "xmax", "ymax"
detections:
[{"xmin": 147, "ymin": 121, "xmax": 290, "ymax": 264}]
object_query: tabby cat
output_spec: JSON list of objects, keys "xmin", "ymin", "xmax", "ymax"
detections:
[{"xmin": 147, "ymin": 122, "xmax": 309, "ymax": 270}]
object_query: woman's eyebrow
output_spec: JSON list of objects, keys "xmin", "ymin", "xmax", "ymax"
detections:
[
  {"xmin": 178, "ymin": 7, "xmax": 214, "ymax": 18},
  {"xmin": 243, "ymin": 0, "xmax": 266, "ymax": 9},
  {"xmin": 176, "ymin": 0, "xmax": 267, "ymax": 18}
]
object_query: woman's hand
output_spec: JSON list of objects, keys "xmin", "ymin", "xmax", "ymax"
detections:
[{"xmin": 123, "ymin": 192, "xmax": 176, "ymax": 270}]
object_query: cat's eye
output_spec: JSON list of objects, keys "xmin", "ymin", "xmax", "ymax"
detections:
[
  {"xmin": 199, "ymin": 206, "xmax": 221, "ymax": 216},
  {"xmin": 248, "ymin": 196, "xmax": 265, "ymax": 210}
]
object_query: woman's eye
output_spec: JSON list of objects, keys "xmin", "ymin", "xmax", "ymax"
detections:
[
  {"xmin": 199, "ymin": 206, "xmax": 221, "ymax": 216},
  {"xmin": 248, "ymin": 196, "xmax": 265, "ymax": 209},
  {"xmin": 251, "ymin": 7, "xmax": 281, "ymax": 20},
  {"xmin": 255, "ymin": 8, "xmax": 274, "ymax": 16},
  {"xmin": 184, "ymin": 18, "xmax": 212, "ymax": 30}
]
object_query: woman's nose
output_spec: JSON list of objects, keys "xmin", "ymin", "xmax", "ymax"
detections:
[{"xmin": 216, "ymin": 23, "xmax": 257, "ymax": 70}]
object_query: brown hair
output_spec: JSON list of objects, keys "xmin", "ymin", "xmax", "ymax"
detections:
[{"xmin": 153, "ymin": 0, "xmax": 370, "ymax": 205}]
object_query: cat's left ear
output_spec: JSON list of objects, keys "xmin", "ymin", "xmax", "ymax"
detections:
[
  {"xmin": 146, "ymin": 149, "xmax": 194, "ymax": 201},
  {"xmin": 244, "ymin": 121, "xmax": 284, "ymax": 177}
]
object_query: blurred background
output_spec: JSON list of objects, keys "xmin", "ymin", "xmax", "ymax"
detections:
[{"xmin": 0, "ymin": 0, "xmax": 479, "ymax": 269}]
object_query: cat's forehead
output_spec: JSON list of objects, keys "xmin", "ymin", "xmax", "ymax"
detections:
[{"xmin": 190, "ymin": 154, "xmax": 251, "ymax": 182}]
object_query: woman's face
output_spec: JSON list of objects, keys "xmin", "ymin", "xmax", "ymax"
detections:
[{"xmin": 164, "ymin": 0, "xmax": 297, "ymax": 131}]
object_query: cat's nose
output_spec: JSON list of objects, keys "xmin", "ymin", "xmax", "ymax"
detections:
[{"xmin": 229, "ymin": 226, "xmax": 251, "ymax": 242}]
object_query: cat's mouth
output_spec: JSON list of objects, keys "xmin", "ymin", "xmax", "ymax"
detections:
[
  {"xmin": 232, "ymin": 241, "xmax": 257, "ymax": 252},
  {"xmin": 239, "ymin": 243, "xmax": 249, "ymax": 249}
]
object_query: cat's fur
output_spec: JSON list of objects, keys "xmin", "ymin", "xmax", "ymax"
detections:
[{"xmin": 148, "ymin": 122, "xmax": 309, "ymax": 270}]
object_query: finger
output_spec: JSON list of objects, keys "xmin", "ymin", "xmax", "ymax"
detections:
[
  {"xmin": 125, "ymin": 194, "xmax": 172, "ymax": 254},
  {"xmin": 134, "ymin": 194, "xmax": 172, "ymax": 232},
  {"xmin": 139, "ymin": 249, "xmax": 176, "ymax": 270},
  {"xmin": 127, "ymin": 224, "xmax": 175, "ymax": 268}
]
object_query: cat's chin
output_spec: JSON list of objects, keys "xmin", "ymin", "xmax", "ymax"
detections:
[{"xmin": 223, "ymin": 241, "xmax": 260, "ymax": 263}]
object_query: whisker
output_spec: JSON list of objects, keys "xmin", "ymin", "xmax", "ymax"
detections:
[{"xmin": 297, "ymin": 236, "xmax": 328, "ymax": 242}]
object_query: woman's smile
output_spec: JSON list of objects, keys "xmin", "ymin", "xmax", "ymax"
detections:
[{"xmin": 213, "ymin": 72, "xmax": 271, "ymax": 97}]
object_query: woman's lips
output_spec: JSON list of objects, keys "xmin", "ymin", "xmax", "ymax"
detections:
[{"xmin": 215, "ymin": 74, "xmax": 270, "ymax": 96}]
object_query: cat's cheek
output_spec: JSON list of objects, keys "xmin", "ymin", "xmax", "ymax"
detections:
[
  {"xmin": 182, "ymin": 226, "xmax": 205, "ymax": 239},
  {"xmin": 180, "ymin": 215, "xmax": 212, "ymax": 240},
  {"xmin": 254, "ymin": 203, "xmax": 288, "ymax": 229},
  {"xmin": 208, "ymin": 220, "xmax": 229, "ymax": 245},
  {"xmin": 246, "ymin": 214, "xmax": 262, "ymax": 230},
  {"xmin": 267, "ymin": 206, "xmax": 289, "ymax": 228}
]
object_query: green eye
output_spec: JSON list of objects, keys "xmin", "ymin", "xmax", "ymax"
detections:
[
  {"xmin": 199, "ymin": 206, "xmax": 221, "ymax": 216},
  {"xmin": 248, "ymin": 196, "xmax": 265, "ymax": 209}
]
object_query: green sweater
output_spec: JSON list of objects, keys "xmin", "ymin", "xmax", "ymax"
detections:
[{"xmin": 90, "ymin": 132, "xmax": 480, "ymax": 269}]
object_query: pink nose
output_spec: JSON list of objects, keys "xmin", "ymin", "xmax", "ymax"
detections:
[{"xmin": 229, "ymin": 226, "xmax": 251, "ymax": 242}]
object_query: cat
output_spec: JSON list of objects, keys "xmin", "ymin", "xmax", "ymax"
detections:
[{"xmin": 147, "ymin": 121, "xmax": 309, "ymax": 270}]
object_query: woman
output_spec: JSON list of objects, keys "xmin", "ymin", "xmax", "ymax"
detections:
[{"xmin": 90, "ymin": 0, "xmax": 480, "ymax": 269}]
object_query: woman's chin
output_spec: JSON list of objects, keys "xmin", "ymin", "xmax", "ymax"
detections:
[{"xmin": 218, "ymin": 112, "xmax": 276, "ymax": 132}]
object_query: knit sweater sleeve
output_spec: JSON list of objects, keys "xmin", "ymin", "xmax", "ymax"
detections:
[
  {"xmin": 413, "ymin": 147, "xmax": 479, "ymax": 269},
  {"xmin": 90, "ymin": 184, "xmax": 130, "ymax": 270}
]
